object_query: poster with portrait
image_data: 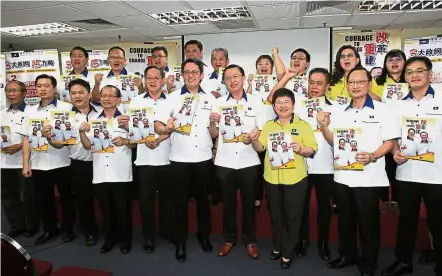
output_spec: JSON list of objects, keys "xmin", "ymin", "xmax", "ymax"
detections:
[
  {"xmin": 60, "ymin": 50, "xmax": 110, "ymax": 75},
  {"xmin": 49, "ymin": 110, "xmax": 77, "ymax": 145},
  {"xmin": 252, "ymin": 74, "xmax": 275, "ymax": 104},
  {"xmin": 333, "ymin": 128, "xmax": 364, "ymax": 170},
  {"xmin": 174, "ymin": 95, "xmax": 199, "ymax": 135},
  {"xmin": 28, "ymin": 119, "xmax": 49, "ymax": 151},
  {"xmin": 382, "ymin": 83, "xmax": 409, "ymax": 103},
  {"xmin": 268, "ymin": 132, "xmax": 295, "ymax": 169},
  {"xmin": 1, "ymin": 126, "xmax": 15, "ymax": 153},
  {"xmin": 301, "ymin": 97, "xmax": 326, "ymax": 132},
  {"xmin": 128, "ymin": 107, "xmax": 154, "ymax": 144},
  {"xmin": 59, "ymin": 75, "xmax": 80, "ymax": 103},
  {"xmin": 87, "ymin": 119, "xmax": 114, "ymax": 153},
  {"xmin": 400, "ymin": 117, "xmax": 435, "ymax": 162},
  {"xmin": 218, "ymin": 105, "xmax": 246, "ymax": 143},
  {"xmin": 118, "ymin": 74, "xmax": 139, "ymax": 104},
  {"xmin": 286, "ymin": 75, "xmax": 308, "ymax": 97}
]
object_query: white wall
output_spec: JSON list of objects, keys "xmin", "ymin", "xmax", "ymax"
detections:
[{"xmin": 186, "ymin": 28, "xmax": 331, "ymax": 76}]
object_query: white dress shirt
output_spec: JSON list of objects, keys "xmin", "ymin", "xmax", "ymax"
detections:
[{"xmin": 99, "ymin": 68, "xmax": 138, "ymax": 113}]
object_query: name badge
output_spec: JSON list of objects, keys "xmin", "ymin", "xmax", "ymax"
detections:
[{"xmin": 291, "ymin": 129, "xmax": 298, "ymax": 136}]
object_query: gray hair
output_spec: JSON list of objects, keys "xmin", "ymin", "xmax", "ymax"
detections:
[{"xmin": 211, "ymin": 48, "xmax": 229, "ymax": 59}]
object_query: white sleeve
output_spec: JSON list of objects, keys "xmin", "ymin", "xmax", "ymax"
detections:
[
  {"xmin": 154, "ymin": 97, "xmax": 174, "ymax": 124},
  {"xmin": 380, "ymin": 103, "xmax": 401, "ymax": 141}
]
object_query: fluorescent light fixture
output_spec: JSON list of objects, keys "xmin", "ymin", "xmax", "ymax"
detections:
[
  {"xmin": 150, "ymin": 7, "xmax": 251, "ymax": 25},
  {"xmin": 0, "ymin": 22, "xmax": 86, "ymax": 37},
  {"xmin": 333, "ymin": 27, "xmax": 353, "ymax": 31},
  {"xmin": 358, "ymin": 0, "xmax": 442, "ymax": 11}
]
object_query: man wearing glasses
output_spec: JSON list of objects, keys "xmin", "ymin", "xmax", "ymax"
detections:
[
  {"xmin": 318, "ymin": 67, "xmax": 399, "ymax": 276},
  {"xmin": 154, "ymin": 59, "xmax": 215, "ymax": 263},
  {"xmin": 151, "ymin": 46, "xmax": 183, "ymax": 93},
  {"xmin": 382, "ymin": 57, "xmax": 442, "ymax": 276}
]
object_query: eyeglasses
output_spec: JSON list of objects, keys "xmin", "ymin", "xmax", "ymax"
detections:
[
  {"xmin": 274, "ymin": 100, "xmax": 293, "ymax": 106},
  {"xmin": 224, "ymin": 74, "xmax": 242, "ymax": 82},
  {"xmin": 347, "ymin": 80, "xmax": 369, "ymax": 86},
  {"xmin": 340, "ymin": 53, "xmax": 355, "ymax": 60},
  {"xmin": 5, "ymin": 89, "xmax": 22, "ymax": 94},
  {"xmin": 183, "ymin": 70, "xmax": 200, "ymax": 76},
  {"xmin": 387, "ymin": 57, "xmax": 403, "ymax": 64},
  {"xmin": 108, "ymin": 56, "xmax": 124, "ymax": 61},
  {"xmin": 405, "ymin": 68, "xmax": 428, "ymax": 76},
  {"xmin": 152, "ymin": 55, "xmax": 166, "ymax": 59},
  {"xmin": 291, "ymin": 56, "xmax": 307, "ymax": 61},
  {"xmin": 100, "ymin": 94, "xmax": 118, "ymax": 99}
]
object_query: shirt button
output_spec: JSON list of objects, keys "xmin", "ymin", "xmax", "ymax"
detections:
[
  {"xmin": 235, "ymin": 152, "xmax": 238, "ymax": 154},
  {"xmin": 354, "ymin": 120, "xmax": 357, "ymax": 123},
  {"xmin": 195, "ymin": 125, "xmax": 198, "ymax": 127},
  {"xmin": 416, "ymin": 114, "xmax": 419, "ymax": 116},
  {"xmin": 356, "ymin": 111, "xmax": 358, "ymax": 113},
  {"xmin": 195, "ymin": 135, "xmax": 198, "ymax": 137},
  {"xmin": 418, "ymin": 104, "xmax": 420, "ymax": 107},
  {"xmin": 106, "ymin": 165, "xmax": 109, "ymax": 167}
]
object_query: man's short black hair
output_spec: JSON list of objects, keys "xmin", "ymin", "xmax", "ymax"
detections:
[
  {"xmin": 185, "ymin": 40, "xmax": 203, "ymax": 51},
  {"xmin": 36, "ymin": 74, "xmax": 57, "ymax": 87},
  {"xmin": 144, "ymin": 66, "xmax": 165, "ymax": 79},
  {"xmin": 309, "ymin": 68, "xmax": 331, "ymax": 84},
  {"xmin": 152, "ymin": 46, "xmax": 168, "ymax": 57},
  {"xmin": 291, "ymin": 48, "xmax": 311, "ymax": 62},
  {"xmin": 108, "ymin": 46, "xmax": 126, "ymax": 57},
  {"xmin": 181, "ymin": 58, "xmax": 204, "ymax": 74},
  {"xmin": 70, "ymin": 46, "xmax": 89, "ymax": 59},
  {"xmin": 101, "ymin": 85, "xmax": 122, "ymax": 97},
  {"xmin": 223, "ymin": 64, "xmax": 245, "ymax": 81},
  {"xmin": 68, "ymin": 78, "xmax": 91, "ymax": 93},
  {"xmin": 272, "ymin": 88, "xmax": 295, "ymax": 105},
  {"xmin": 346, "ymin": 66, "xmax": 372, "ymax": 83},
  {"xmin": 405, "ymin": 56, "xmax": 433, "ymax": 71}
]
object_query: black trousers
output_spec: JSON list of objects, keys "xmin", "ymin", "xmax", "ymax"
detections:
[
  {"xmin": 1, "ymin": 169, "xmax": 40, "ymax": 231},
  {"xmin": 256, "ymin": 151, "xmax": 266, "ymax": 201},
  {"xmin": 394, "ymin": 181, "xmax": 442, "ymax": 271},
  {"xmin": 32, "ymin": 167, "xmax": 76, "ymax": 232},
  {"xmin": 170, "ymin": 160, "xmax": 212, "ymax": 245},
  {"xmin": 216, "ymin": 165, "xmax": 259, "ymax": 245},
  {"xmin": 265, "ymin": 178, "xmax": 308, "ymax": 259},
  {"xmin": 94, "ymin": 182, "xmax": 132, "ymax": 244},
  {"xmin": 138, "ymin": 165, "xmax": 174, "ymax": 241},
  {"xmin": 382, "ymin": 153, "xmax": 398, "ymax": 202},
  {"xmin": 335, "ymin": 183, "xmax": 381, "ymax": 275},
  {"xmin": 70, "ymin": 159, "xmax": 97, "ymax": 236},
  {"xmin": 299, "ymin": 174, "xmax": 334, "ymax": 242}
]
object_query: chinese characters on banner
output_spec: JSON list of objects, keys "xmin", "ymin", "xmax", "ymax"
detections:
[
  {"xmin": 0, "ymin": 55, "xmax": 6, "ymax": 110},
  {"xmin": 4, "ymin": 50, "xmax": 61, "ymax": 106},
  {"xmin": 60, "ymin": 50, "xmax": 110, "ymax": 75},
  {"xmin": 404, "ymin": 36, "xmax": 442, "ymax": 91},
  {"xmin": 124, "ymin": 47, "xmax": 153, "ymax": 74}
]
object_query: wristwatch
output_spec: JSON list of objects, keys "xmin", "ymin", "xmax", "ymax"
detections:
[{"xmin": 370, "ymin": 152, "xmax": 378, "ymax": 163}]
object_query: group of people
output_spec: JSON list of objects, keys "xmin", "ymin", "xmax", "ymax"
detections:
[{"xmin": 1, "ymin": 40, "xmax": 441, "ymax": 276}]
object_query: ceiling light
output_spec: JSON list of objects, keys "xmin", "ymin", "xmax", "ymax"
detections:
[
  {"xmin": 150, "ymin": 7, "xmax": 251, "ymax": 25},
  {"xmin": 358, "ymin": 0, "xmax": 442, "ymax": 12},
  {"xmin": 0, "ymin": 22, "xmax": 86, "ymax": 37}
]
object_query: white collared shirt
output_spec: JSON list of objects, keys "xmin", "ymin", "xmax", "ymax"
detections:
[
  {"xmin": 1, "ymin": 106, "xmax": 28, "ymax": 169},
  {"xmin": 58, "ymin": 71, "xmax": 95, "ymax": 103},
  {"xmin": 394, "ymin": 88, "xmax": 442, "ymax": 185},
  {"xmin": 212, "ymin": 93, "xmax": 263, "ymax": 169},
  {"xmin": 329, "ymin": 98, "xmax": 400, "ymax": 187},
  {"xmin": 24, "ymin": 99, "xmax": 72, "ymax": 171},
  {"xmin": 155, "ymin": 87, "xmax": 215, "ymax": 163},
  {"xmin": 89, "ymin": 111, "xmax": 132, "ymax": 184},
  {"xmin": 100, "ymin": 68, "xmax": 138, "ymax": 113},
  {"xmin": 129, "ymin": 92, "xmax": 171, "ymax": 166},
  {"xmin": 69, "ymin": 105, "xmax": 102, "ymax": 161}
]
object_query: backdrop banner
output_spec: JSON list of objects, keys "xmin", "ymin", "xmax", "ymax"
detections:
[{"xmin": 0, "ymin": 55, "xmax": 6, "ymax": 110}]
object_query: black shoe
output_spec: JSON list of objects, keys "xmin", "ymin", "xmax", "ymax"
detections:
[
  {"xmin": 197, "ymin": 234, "xmax": 213, "ymax": 253},
  {"xmin": 419, "ymin": 249, "xmax": 436, "ymax": 265},
  {"xmin": 328, "ymin": 256, "xmax": 357, "ymax": 269},
  {"xmin": 381, "ymin": 261, "xmax": 413, "ymax": 276},
  {"xmin": 62, "ymin": 230, "xmax": 75, "ymax": 242},
  {"xmin": 8, "ymin": 229, "xmax": 26, "ymax": 239},
  {"xmin": 318, "ymin": 241, "xmax": 331, "ymax": 261},
  {"xmin": 34, "ymin": 229, "xmax": 61, "ymax": 245},
  {"xmin": 100, "ymin": 240, "xmax": 115, "ymax": 254},
  {"xmin": 175, "ymin": 244, "xmax": 186, "ymax": 263},
  {"xmin": 295, "ymin": 239, "xmax": 309, "ymax": 257},
  {"xmin": 269, "ymin": 251, "xmax": 281, "ymax": 260},
  {"xmin": 24, "ymin": 229, "xmax": 39, "ymax": 238},
  {"xmin": 281, "ymin": 258, "xmax": 292, "ymax": 269},
  {"xmin": 143, "ymin": 240, "xmax": 155, "ymax": 254},
  {"xmin": 85, "ymin": 235, "xmax": 97, "ymax": 246},
  {"xmin": 120, "ymin": 244, "xmax": 131, "ymax": 254}
]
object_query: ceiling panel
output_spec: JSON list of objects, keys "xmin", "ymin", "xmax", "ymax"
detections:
[
  {"xmin": 1, "ymin": 0, "xmax": 61, "ymax": 11},
  {"xmin": 124, "ymin": 1, "xmax": 190, "ymax": 14},
  {"xmin": 26, "ymin": 6, "xmax": 95, "ymax": 22},
  {"xmin": 170, "ymin": 23, "xmax": 220, "ymax": 34},
  {"xmin": 303, "ymin": 14, "xmax": 351, "ymax": 28},
  {"xmin": 0, "ymin": 10, "xmax": 51, "ymax": 27},
  {"xmin": 388, "ymin": 22, "xmax": 437, "ymax": 29},
  {"xmin": 67, "ymin": 1, "xmax": 141, "ymax": 18},
  {"xmin": 257, "ymin": 17, "xmax": 301, "ymax": 30},
  {"xmin": 346, "ymin": 12, "xmax": 403, "ymax": 26},
  {"xmin": 249, "ymin": 3, "xmax": 300, "ymax": 20},
  {"xmin": 247, "ymin": 1, "xmax": 298, "ymax": 6},
  {"xmin": 103, "ymin": 15, "xmax": 165, "ymax": 28},
  {"xmin": 351, "ymin": 25, "xmax": 389, "ymax": 31},
  {"xmin": 392, "ymin": 10, "xmax": 442, "ymax": 24},
  {"xmin": 187, "ymin": 1, "xmax": 242, "ymax": 10},
  {"xmin": 132, "ymin": 26, "xmax": 181, "ymax": 37}
]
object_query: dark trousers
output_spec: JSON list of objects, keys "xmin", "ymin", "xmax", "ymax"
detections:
[
  {"xmin": 138, "ymin": 165, "xmax": 173, "ymax": 241},
  {"xmin": 70, "ymin": 159, "xmax": 97, "ymax": 236},
  {"xmin": 32, "ymin": 167, "xmax": 76, "ymax": 232},
  {"xmin": 1, "ymin": 169, "xmax": 40, "ymax": 231},
  {"xmin": 265, "ymin": 178, "xmax": 308, "ymax": 259},
  {"xmin": 382, "ymin": 153, "xmax": 398, "ymax": 202},
  {"xmin": 95, "ymin": 182, "xmax": 132, "ymax": 244},
  {"xmin": 170, "ymin": 160, "xmax": 212, "ymax": 245},
  {"xmin": 256, "ymin": 151, "xmax": 266, "ymax": 201},
  {"xmin": 335, "ymin": 183, "xmax": 381, "ymax": 275},
  {"xmin": 216, "ymin": 165, "xmax": 258, "ymax": 244},
  {"xmin": 394, "ymin": 181, "xmax": 442, "ymax": 270},
  {"xmin": 299, "ymin": 174, "xmax": 334, "ymax": 242}
]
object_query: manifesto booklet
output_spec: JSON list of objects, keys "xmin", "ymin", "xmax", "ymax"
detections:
[
  {"xmin": 28, "ymin": 119, "xmax": 49, "ymax": 151},
  {"xmin": 1, "ymin": 126, "xmax": 17, "ymax": 153},
  {"xmin": 400, "ymin": 117, "xmax": 435, "ymax": 162},
  {"xmin": 87, "ymin": 119, "xmax": 114, "ymax": 153},
  {"xmin": 301, "ymin": 97, "xmax": 326, "ymax": 132},
  {"xmin": 286, "ymin": 75, "xmax": 308, "ymax": 97},
  {"xmin": 383, "ymin": 83, "xmax": 409, "ymax": 103},
  {"xmin": 128, "ymin": 107, "xmax": 154, "ymax": 144},
  {"xmin": 219, "ymin": 105, "xmax": 246, "ymax": 143},
  {"xmin": 252, "ymin": 74, "xmax": 275, "ymax": 104},
  {"xmin": 174, "ymin": 95, "xmax": 200, "ymax": 135},
  {"xmin": 268, "ymin": 132, "xmax": 295, "ymax": 170},
  {"xmin": 333, "ymin": 127, "xmax": 364, "ymax": 170},
  {"xmin": 49, "ymin": 110, "xmax": 77, "ymax": 145},
  {"xmin": 118, "ymin": 74, "xmax": 139, "ymax": 104}
]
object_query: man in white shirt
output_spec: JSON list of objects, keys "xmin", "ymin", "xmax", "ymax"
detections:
[
  {"xmin": 1, "ymin": 81, "xmax": 39, "ymax": 238},
  {"xmin": 209, "ymin": 64, "xmax": 263, "ymax": 259},
  {"xmin": 381, "ymin": 57, "xmax": 442, "ymax": 276},
  {"xmin": 318, "ymin": 67, "xmax": 400, "ymax": 276},
  {"xmin": 22, "ymin": 74, "xmax": 76, "ymax": 245},
  {"xmin": 154, "ymin": 59, "xmax": 215, "ymax": 262},
  {"xmin": 206, "ymin": 48, "xmax": 229, "ymax": 99},
  {"xmin": 117, "ymin": 66, "xmax": 173, "ymax": 254},
  {"xmin": 51, "ymin": 120, "xmax": 64, "ymax": 142},
  {"xmin": 130, "ymin": 117, "xmax": 143, "ymax": 142},
  {"xmin": 221, "ymin": 115, "xmax": 235, "ymax": 140},
  {"xmin": 151, "ymin": 46, "xmax": 182, "ymax": 93}
]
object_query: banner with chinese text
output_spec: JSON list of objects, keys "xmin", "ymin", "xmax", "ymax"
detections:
[{"xmin": 60, "ymin": 50, "xmax": 110, "ymax": 75}]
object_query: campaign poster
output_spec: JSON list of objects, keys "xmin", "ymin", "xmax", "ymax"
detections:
[
  {"xmin": 1, "ymin": 126, "xmax": 16, "ymax": 153},
  {"xmin": 60, "ymin": 50, "xmax": 110, "ymax": 75},
  {"xmin": 128, "ymin": 107, "xmax": 154, "ymax": 144},
  {"xmin": 301, "ymin": 97, "xmax": 326, "ymax": 132},
  {"xmin": 382, "ymin": 83, "xmax": 409, "ymax": 103},
  {"xmin": 219, "ymin": 105, "xmax": 245, "ymax": 143},
  {"xmin": 333, "ymin": 127, "xmax": 364, "ymax": 170},
  {"xmin": 400, "ymin": 117, "xmax": 435, "ymax": 162},
  {"xmin": 118, "ymin": 74, "xmax": 139, "ymax": 104},
  {"xmin": 125, "ymin": 46, "xmax": 152, "ymax": 74},
  {"xmin": 268, "ymin": 132, "xmax": 295, "ymax": 169},
  {"xmin": 286, "ymin": 75, "xmax": 308, "ymax": 97},
  {"xmin": 174, "ymin": 95, "xmax": 199, "ymax": 135},
  {"xmin": 252, "ymin": 74, "xmax": 275, "ymax": 104},
  {"xmin": 0, "ymin": 55, "xmax": 6, "ymax": 110},
  {"xmin": 28, "ymin": 119, "xmax": 49, "ymax": 151},
  {"xmin": 87, "ymin": 119, "xmax": 114, "ymax": 153},
  {"xmin": 49, "ymin": 110, "xmax": 77, "ymax": 145}
]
